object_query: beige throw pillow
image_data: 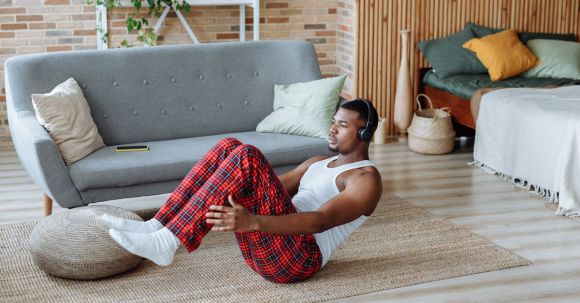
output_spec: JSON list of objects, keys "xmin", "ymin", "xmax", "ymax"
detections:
[{"xmin": 32, "ymin": 78, "xmax": 105, "ymax": 165}]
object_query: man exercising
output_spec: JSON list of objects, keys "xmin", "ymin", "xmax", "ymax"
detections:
[{"xmin": 103, "ymin": 98, "xmax": 383, "ymax": 283}]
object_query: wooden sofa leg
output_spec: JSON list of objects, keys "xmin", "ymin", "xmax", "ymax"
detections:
[{"xmin": 44, "ymin": 194, "xmax": 53, "ymax": 217}]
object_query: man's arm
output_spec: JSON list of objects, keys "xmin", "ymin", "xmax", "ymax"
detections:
[
  {"xmin": 278, "ymin": 155, "xmax": 329, "ymax": 197},
  {"xmin": 207, "ymin": 170, "xmax": 382, "ymax": 235}
]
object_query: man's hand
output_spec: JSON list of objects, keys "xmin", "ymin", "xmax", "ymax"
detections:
[{"xmin": 206, "ymin": 195, "xmax": 256, "ymax": 232}]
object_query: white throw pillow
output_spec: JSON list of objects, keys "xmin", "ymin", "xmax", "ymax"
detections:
[
  {"xmin": 31, "ymin": 78, "xmax": 105, "ymax": 165},
  {"xmin": 256, "ymin": 74, "xmax": 347, "ymax": 139}
]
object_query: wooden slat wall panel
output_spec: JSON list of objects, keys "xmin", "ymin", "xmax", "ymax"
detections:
[{"xmin": 355, "ymin": 0, "xmax": 580, "ymax": 136}]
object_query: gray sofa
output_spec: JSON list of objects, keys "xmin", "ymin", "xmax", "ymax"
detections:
[{"xmin": 5, "ymin": 40, "xmax": 336, "ymax": 214}]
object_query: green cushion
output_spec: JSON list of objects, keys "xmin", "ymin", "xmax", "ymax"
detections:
[
  {"xmin": 423, "ymin": 70, "xmax": 580, "ymax": 99},
  {"xmin": 256, "ymin": 74, "xmax": 347, "ymax": 139},
  {"xmin": 417, "ymin": 27, "xmax": 487, "ymax": 78},
  {"xmin": 466, "ymin": 22, "xmax": 502, "ymax": 38},
  {"xmin": 518, "ymin": 32, "xmax": 576, "ymax": 43},
  {"xmin": 523, "ymin": 39, "xmax": 580, "ymax": 80},
  {"xmin": 466, "ymin": 22, "xmax": 577, "ymax": 43}
]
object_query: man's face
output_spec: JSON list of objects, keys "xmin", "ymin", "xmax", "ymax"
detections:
[{"xmin": 328, "ymin": 108, "xmax": 367, "ymax": 153}]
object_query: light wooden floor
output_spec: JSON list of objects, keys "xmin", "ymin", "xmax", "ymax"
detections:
[{"xmin": 2, "ymin": 139, "xmax": 580, "ymax": 303}]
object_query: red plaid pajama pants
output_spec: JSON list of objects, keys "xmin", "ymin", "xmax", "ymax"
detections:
[{"xmin": 154, "ymin": 138, "xmax": 322, "ymax": 283}]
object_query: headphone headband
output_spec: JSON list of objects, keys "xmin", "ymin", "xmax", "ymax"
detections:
[{"xmin": 362, "ymin": 99, "xmax": 372, "ymax": 128}]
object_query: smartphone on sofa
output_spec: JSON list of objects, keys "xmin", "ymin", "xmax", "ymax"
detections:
[{"xmin": 115, "ymin": 145, "xmax": 149, "ymax": 152}]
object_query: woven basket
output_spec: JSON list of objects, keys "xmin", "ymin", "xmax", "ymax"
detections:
[
  {"xmin": 407, "ymin": 94, "xmax": 456, "ymax": 155},
  {"xmin": 28, "ymin": 205, "xmax": 144, "ymax": 280}
]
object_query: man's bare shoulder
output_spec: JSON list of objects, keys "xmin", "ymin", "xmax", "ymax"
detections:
[
  {"xmin": 345, "ymin": 167, "xmax": 382, "ymax": 216},
  {"xmin": 290, "ymin": 155, "xmax": 332, "ymax": 176},
  {"xmin": 348, "ymin": 166, "xmax": 382, "ymax": 187},
  {"xmin": 297, "ymin": 155, "xmax": 331, "ymax": 169},
  {"xmin": 305, "ymin": 155, "xmax": 332, "ymax": 165}
]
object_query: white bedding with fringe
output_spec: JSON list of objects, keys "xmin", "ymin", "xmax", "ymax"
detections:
[{"xmin": 473, "ymin": 85, "xmax": 580, "ymax": 217}]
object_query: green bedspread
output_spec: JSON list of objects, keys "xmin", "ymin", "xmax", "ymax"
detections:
[{"xmin": 423, "ymin": 70, "xmax": 580, "ymax": 99}]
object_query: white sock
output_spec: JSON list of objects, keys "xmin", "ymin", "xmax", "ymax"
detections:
[
  {"xmin": 108, "ymin": 227, "xmax": 180, "ymax": 266},
  {"xmin": 101, "ymin": 213, "xmax": 163, "ymax": 233}
]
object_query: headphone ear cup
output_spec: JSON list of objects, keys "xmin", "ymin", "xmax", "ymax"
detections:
[{"xmin": 358, "ymin": 127, "xmax": 372, "ymax": 141}]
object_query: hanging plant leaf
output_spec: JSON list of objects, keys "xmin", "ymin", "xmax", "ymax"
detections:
[
  {"xmin": 87, "ymin": 0, "xmax": 190, "ymax": 47},
  {"xmin": 132, "ymin": 0, "xmax": 141, "ymax": 10},
  {"xmin": 127, "ymin": 18, "xmax": 134, "ymax": 32}
]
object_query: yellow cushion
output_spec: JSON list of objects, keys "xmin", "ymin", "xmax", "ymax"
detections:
[{"xmin": 463, "ymin": 29, "xmax": 539, "ymax": 81}]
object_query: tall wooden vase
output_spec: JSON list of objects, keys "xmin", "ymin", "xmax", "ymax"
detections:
[{"xmin": 394, "ymin": 29, "xmax": 413, "ymax": 135}]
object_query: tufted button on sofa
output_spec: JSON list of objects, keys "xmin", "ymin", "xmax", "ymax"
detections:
[{"xmin": 5, "ymin": 41, "xmax": 336, "ymax": 213}]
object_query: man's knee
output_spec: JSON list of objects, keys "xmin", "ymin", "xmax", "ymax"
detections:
[
  {"xmin": 234, "ymin": 144, "xmax": 263, "ymax": 156},
  {"xmin": 229, "ymin": 144, "xmax": 267, "ymax": 164},
  {"xmin": 217, "ymin": 137, "xmax": 243, "ymax": 149}
]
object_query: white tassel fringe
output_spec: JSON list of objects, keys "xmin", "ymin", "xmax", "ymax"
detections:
[
  {"xmin": 469, "ymin": 161, "xmax": 580, "ymax": 219},
  {"xmin": 469, "ymin": 161, "xmax": 560, "ymax": 202}
]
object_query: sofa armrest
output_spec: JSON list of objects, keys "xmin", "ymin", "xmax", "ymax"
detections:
[{"xmin": 8, "ymin": 110, "xmax": 84, "ymax": 208}]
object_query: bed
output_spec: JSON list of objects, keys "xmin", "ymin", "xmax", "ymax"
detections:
[
  {"xmin": 419, "ymin": 70, "xmax": 580, "ymax": 216},
  {"xmin": 418, "ymin": 68, "xmax": 580, "ymax": 129},
  {"xmin": 416, "ymin": 22, "xmax": 580, "ymax": 216},
  {"xmin": 471, "ymin": 85, "xmax": 580, "ymax": 217}
]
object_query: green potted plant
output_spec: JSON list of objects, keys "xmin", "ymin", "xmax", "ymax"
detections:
[{"xmin": 86, "ymin": 0, "xmax": 191, "ymax": 47}]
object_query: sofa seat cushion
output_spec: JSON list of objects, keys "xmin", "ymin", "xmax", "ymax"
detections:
[{"xmin": 69, "ymin": 132, "xmax": 333, "ymax": 191}]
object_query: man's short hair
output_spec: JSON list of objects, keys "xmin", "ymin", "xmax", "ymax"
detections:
[{"xmin": 336, "ymin": 98, "xmax": 380, "ymax": 137}]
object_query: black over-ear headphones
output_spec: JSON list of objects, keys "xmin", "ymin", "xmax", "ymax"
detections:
[{"xmin": 357, "ymin": 99, "xmax": 374, "ymax": 142}]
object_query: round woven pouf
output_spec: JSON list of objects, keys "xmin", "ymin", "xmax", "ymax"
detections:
[{"xmin": 28, "ymin": 205, "xmax": 144, "ymax": 280}]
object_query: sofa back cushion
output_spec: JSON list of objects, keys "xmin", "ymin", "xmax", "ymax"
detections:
[{"xmin": 5, "ymin": 41, "xmax": 322, "ymax": 145}]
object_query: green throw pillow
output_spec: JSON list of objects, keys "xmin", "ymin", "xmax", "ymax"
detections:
[
  {"xmin": 518, "ymin": 32, "xmax": 576, "ymax": 44},
  {"xmin": 417, "ymin": 27, "xmax": 487, "ymax": 78},
  {"xmin": 522, "ymin": 39, "xmax": 580, "ymax": 80},
  {"xmin": 466, "ymin": 22, "xmax": 502, "ymax": 38},
  {"xmin": 466, "ymin": 22, "xmax": 576, "ymax": 43},
  {"xmin": 256, "ymin": 74, "xmax": 347, "ymax": 139}
]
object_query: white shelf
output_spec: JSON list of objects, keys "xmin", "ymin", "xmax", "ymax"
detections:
[
  {"xmin": 96, "ymin": 0, "xmax": 260, "ymax": 49},
  {"xmin": 187, "ymin": 0, "xmax": 255, "ymax": 6}
]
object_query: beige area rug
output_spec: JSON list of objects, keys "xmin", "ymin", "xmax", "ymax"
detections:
[
  {"xmin": 545, "ymin": 203, "xmax": 580, "ymax": 223},
  {"xmin": 1, "ymin": 195, "xmax": 530, "ymax": 303}
]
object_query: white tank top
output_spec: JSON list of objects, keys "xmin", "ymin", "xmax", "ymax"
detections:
[{"xmin": 292, "ymin": 155, "xmax": 375, "ymax": 267}]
